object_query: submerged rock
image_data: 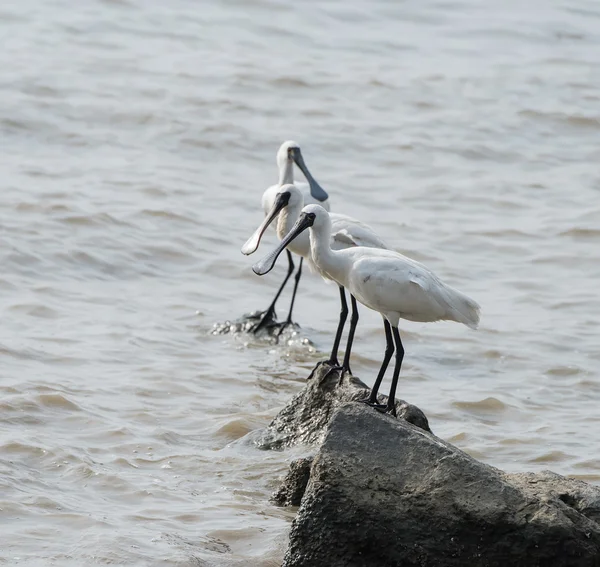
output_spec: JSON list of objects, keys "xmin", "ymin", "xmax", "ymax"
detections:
[
  {"xmin": 279, "ymin": 403, "xmax": 600, "ymax": 567},
  {"xmin": 210, "ymin": 310, "xmax": 312, "ymax": 347},
  {"xmin": 211, "ymin": 309, "xmax": 286, "ymax": 336},
  {"xmin": 252, "ymin": 362, "xmax": 431, "ymax": 450}
]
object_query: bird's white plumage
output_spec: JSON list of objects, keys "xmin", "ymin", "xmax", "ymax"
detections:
[
  {"xmin": 302, "ymin": 205, "xmax": 480, "ymax": 329},
  {"xmin": 267, "ymin": 185, "xmax": 389, "ymax": 281},
  {"xmin": 261, "ymin": 141, "xmax": 331, "ymax": 217},
  {"xmin": 262, "ymin": 182, "xmax": 330, "ymax": 216}
]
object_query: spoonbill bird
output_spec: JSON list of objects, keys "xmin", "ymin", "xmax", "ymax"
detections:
[
  {"xmin": 253, "ymin": 205, "xmax": 480, "ymax": 416},
  {"xmin": 251, "ymin": 141, "xmax": 330, "ymax": 333},
  {"xmin": 243, "ymin": 184, "xmax": 388, "ymax": 371}
]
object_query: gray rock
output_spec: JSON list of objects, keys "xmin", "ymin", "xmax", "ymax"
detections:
[
  {"xmin": 271, "ymin": 457, "xmax": 314, "ymax": 507},
  {"xmin": 281, "ymin": 403, "xmax": 600, "ymax": 567},
  {"xmin": 252, "ymin": 362, "xmax": 431, "ymax": 450}
]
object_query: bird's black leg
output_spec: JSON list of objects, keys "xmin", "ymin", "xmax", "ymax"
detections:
[
  {"xmin": 341, "ymin": 295, "xmax": 359, "ymax": 376},
  {"xmin": 361, "ymin": 319, "xmax": 394, "ymax": 409},
  {"xmin": 277, "ymin": 257, "xmax": 303, "ymax": 337},
  {"xmin": 323, "ymin": 286, "xmax": 348, "ymax": 370},
  {"xmin": 383, "ymin": 326, "xmax": 405, "ymax": 417},
  {"xmin": 252, "ymin": 250, "xmax": 294, "ymax": 334}
]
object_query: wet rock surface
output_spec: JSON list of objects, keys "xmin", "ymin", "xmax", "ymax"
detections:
[
  {"xmin": 280, "ymin": 403, "xmax": 600, "ymax": 567},
  {"xmin": 252, "ymin": 362, "xmax": 431, "ymax": 450},
  {"xmin": 271, "ymin": 457, "xmax": 314, "ymax": 507}
]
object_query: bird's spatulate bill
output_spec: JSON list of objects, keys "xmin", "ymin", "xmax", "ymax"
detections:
[
  {"xmin": 294, "ymin": 150, "xmax": 328, "ymax": 203},
  {"xmin": 241, "ymin": 191, "xmax": 291, "ymax": 255},
  {"xmin": 253, "ymin": 212, "xmax": 314, "ymax": 275}
]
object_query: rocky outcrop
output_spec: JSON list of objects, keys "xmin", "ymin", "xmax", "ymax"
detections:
[
  {"xmin": 271, "ymin": 457, "xmax": 314, "ymax": 507},
  {"xmin": 252, "ymin": 362, "xmax": 430, "ymax": 450},
  {"xmin": 279, "ymin": 403, "xmax": 600, "ymax": 567}
]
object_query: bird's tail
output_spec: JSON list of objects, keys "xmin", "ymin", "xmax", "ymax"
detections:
[{"xmin": 441, "ymin": 284, "xmax": 481, "ymax": 329}]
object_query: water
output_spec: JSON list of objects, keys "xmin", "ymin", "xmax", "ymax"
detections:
[{"xmin": 1, "ymin": 0, "xmax": 600, "ymax": 564}]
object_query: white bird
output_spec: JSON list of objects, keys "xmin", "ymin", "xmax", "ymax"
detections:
[
  {"xmin": 262, "ymin": 141, "xmax": 331, "ymax": 216},
  {"xmin": 253, "ymin": 204, "xmax": 481, "ymax": 415},
  {"xmin": 243, "ymin": 183, "xmax": 389, "ymax": 371},
  {"xmin": 251, "ymin": 141, "xmax": 330, "ymax": 334}
]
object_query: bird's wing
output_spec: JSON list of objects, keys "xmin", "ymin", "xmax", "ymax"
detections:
[
  {"xmin": 409, "ymin": 267, "xmax": 480, "ymax": 328},
  {"xmin": 331, "ymin": 228, "xmax": 360, "ymax": 248},
  {"xmin": 407, "ymin": 269, "xmax": 434, "ymax": 292},
  {"xmin": 330, "ymin": 215, "xmax": 389, "ymax": 250}
]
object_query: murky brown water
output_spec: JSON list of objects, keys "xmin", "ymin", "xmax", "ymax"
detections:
[{"xmin": 2, "ymin": 0, "xmax": 600, "ymax": 564}]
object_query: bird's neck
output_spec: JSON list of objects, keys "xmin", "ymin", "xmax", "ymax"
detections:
[
  {"xmin": 309, "ymin": 226, "xmax": 348, "ymax": 285},
  {"xmin": 277, "ymin": 206, "xmax": 309, "ymax": 256},
  {"xmin": 276, "ymin": 205, "xmax": 296, "ymax": 241},
  {"xmin": 278, "ymin": 160, "xmax": 294, "ymax": 185}
]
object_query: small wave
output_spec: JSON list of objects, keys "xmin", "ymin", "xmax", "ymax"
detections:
[
  {"xmin": 9, "ymin": 303, "xmax": 60, "ymax": 319},
  {"xmin": 1, "ymin": 117, "xmax": 29, "ymax": 131},
  {"xmin": 14, "ymin": 202, "xmax": 71, "ymax": 213},
  {"xmin": 179, "ymin": 137, "xmax": 215, "ymax": 149},
  {"xmin": 574, "ymin": 379, "xmax": 600, "ymax": 392},
  {"xmin": 520, "ymin": 109, "xmax": 600, "ymax": 129},
  {"xmin": 368, "ymin": 79, "xmax": 394, "ymax": 89},
  {"xmin": 134, "ymin": 244, "xmax": 196, "ymax": 263},
  {"xmin": 0, "ymin": 277, "xmax": 19, "ymax": 291},
  {"xmin": 482, "ymin": 349, "xmax": 504, "ymax": 359},
  {"xmin": 21, "ymin": 83, "xmax": 63, "ymax": 98},
  {"xmin": 301, "ymin": 109, "xmax": 333, "ymax": 117},
  {"xmin": 36, "ymin": 393, "xmax": 82, "ymax": 411},
  {"xmin": 214, "ymin": 418, "xmax": 262, "ymax": 442},
  {"xmin": 60, "ymin": 212, "xmax": 130, "ymax": 227},
  {"xmin": 559, "ymin": 227, "xmax": 600, "ymax": 239},
  {"xmin": 162, "ymin": 532, "xmax": 231, "ymax": 554},
  {"xmin": 528, "ymin": 450, "xmax": 570, "ymax": 463},
  {"xmin": 447, "ymin": 431, "xmax": 468, "ymax": 443},
  {"xmin": 452, "ymin": 397, "xmax": 508, "ymax": 413},
  {"xmin": 498, "ymin": 437, "xmax": 537, "ymax": 446},
  {"xmin": 270, "ymin": 76, "xmax": 312, "ymax": 88},
  {"xmin": 477, "ymin": 228, "xmax": 540, "ymax": 239},
  {"xmin": 0, "ymin": 441, "xmax": 50, "ymax": 455},
  {"xmin": 545, "ymin": 366, "xmax": 583, "ymax": 377},
  {"xmin": 0, "ymin": 344, "xmax": 58, "ymax": 363},
  {"xmin": 99, "ymin": 0, "xmax": 135, "ymax": 10},
  {"xmin": 138, "ymin": 209, "xmax": 199, "ymax": 224}
]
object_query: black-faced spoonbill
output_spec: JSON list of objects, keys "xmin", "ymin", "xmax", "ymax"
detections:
[
  {"xmin": 253, "ymin": 204, "xmax": 481, "ymax": 416},
  {"xmin": 251, "ymin": 141, "xmax": 330, "ymax": 334},
  {"xmin": 243, "ymin": 184, "xmax": 388, "ymax": 371}
]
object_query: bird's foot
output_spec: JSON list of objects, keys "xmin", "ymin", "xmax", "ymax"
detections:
[
  {"xmin": 308, "ymin": 359, "xmax": 343, "ymax": 381},
  {"xmin": 375, "ymin": 404, "xmax": 397, "ymax": 417},
  {"xmin": 250, "ymin": 307, "xmax": 277, "ymax": 334},
  {"xmin": 323, "ymin": 364, "xmax": 344, "ymax": 381},
  {"xmin": 334, "ymin": 364, "xmax": 352, "ymax": 385},
  {"xmin": 275, "ymin": 317, "xmax": 297, "ymax": 339},
  {"xmin": 324, "ymin": 358, "xmax": 345, "ymax": 376},
  {"xmin": 359, "ymin": 395, "xmax": 397, "ymax": 415},
  {"xmin": 359, "ymin": 398, "xmax": 388, "ymax": 411},
  {"xmin": 307, "ymin": 360, "xmax": 326, "ymax": 380}
]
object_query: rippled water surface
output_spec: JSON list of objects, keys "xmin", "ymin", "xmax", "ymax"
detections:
[{"xmin": 2, "ymin": 0, "xmax": 600, "ymax": 564}]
